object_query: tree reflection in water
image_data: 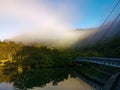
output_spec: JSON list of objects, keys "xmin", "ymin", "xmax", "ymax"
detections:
[{"xmin": 2, "ymin": 67, "xmax": 76, "ymax": 90}]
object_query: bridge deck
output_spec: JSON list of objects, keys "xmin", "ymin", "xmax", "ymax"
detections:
[
  {"xmin": 74, "ymin": 57, "xmax": 120, "ymax": 68},
  {"xmin": 102, "ymin": 72, "xmax": 120, "ymax": 90},
  {"xmin": 111, "ymin": 73, "xmax": 120, "ymax": 90}
]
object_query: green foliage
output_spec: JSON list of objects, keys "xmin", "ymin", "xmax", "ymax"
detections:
[
  {"xmin": 0, "ymin": 41, "xmax": 74, "ymax": 69},
  {"xmin": 0, "ymin": 36, "xmax": 119, "ymax": 69},
  {"xmin": 15, "ymin": 46, "xmax": 73, "ymax": 69},
  {"xmin": 0, "ymin": 41, "xmax": 23, "ymax": 60},
  {"xmin": 74, "ymin": 36, "xmax": 120, "ymax": 58}
]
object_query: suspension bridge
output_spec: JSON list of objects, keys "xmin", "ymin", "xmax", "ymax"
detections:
[{"xmin": 74, "ymin": 57, "xmax": 120, "ymax": 68}]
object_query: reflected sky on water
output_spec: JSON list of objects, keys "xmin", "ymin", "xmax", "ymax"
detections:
[
  {"xmin": 0, "ymin": 67, "xmax": 96, "ymax": 90},
  {"xmin": 29, "ymin": 77, "xmax": 95, "ymax": 90},
  {"xmin": 0, "ymin": 77, "xmax": 95, "ymax": 90}
]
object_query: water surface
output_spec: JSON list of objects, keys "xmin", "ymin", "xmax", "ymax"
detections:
[{"xmin": 0, "ymin": 68, "xmax": 95, "ymax": 90}]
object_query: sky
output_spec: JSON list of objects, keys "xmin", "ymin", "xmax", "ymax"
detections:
[{"xmin": 0, "ymin": 0, "xmax": 118, "ymax": 40}]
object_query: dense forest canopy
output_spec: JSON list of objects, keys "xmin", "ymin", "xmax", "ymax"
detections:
[{"xmin": 0, "ymin": 36, "xmax": 120, "ymax": 70}]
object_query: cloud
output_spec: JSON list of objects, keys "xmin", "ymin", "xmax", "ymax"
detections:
[
  {"xmin": 0, "ymin": 0, "xmax": 95, "ymax": 48},
  {"xmin": 0, "ymin": 0, "xmax": 77, "ymax": 34}
]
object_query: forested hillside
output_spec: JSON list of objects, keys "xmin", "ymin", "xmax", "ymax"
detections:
[
  {"xmin": 0, "ymin": 41, "xmax": 73, "ymax": 69},
  {"xmin": 80, "ymin": 36, "xmax": 120, "ymax": 58},
  {"xmin": 0, "ymin": 36, "xmax": 119, "ymax": 70}
]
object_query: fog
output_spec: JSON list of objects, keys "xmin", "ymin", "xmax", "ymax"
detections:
[
  {"xmin": 1, "ymin": 0, "xmax": 120, "ymax": 48},
  {"xmin": 0, "ymin": 0, "xmax": 85, "ymax": 47},
  {"xmin": 0, "ymin": 0, "xmax": 77, "ymax": 39}
]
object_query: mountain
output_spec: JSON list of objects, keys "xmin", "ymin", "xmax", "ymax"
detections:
[
  {"xmin": 11, "ymin": 29, "xmax": 96, "ymax": 48},
  {"xmin": 72, "ymin": 20, "xmax": 120, "ymax": 48},
  {"xmin": 10, "ymin": 20, "xmax": 120, "ymax": 48}
]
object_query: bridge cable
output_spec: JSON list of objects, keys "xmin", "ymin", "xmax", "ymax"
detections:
[
  {"xmin": 100, "ymin": 13, "xmax": 120, "ymax": 41},
  {"xmin": 87, "ymin": 0, "xmax": 120, "ymax": 46}
]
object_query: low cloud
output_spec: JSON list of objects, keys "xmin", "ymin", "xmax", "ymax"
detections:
[
  {"xmin": 0, "ymin": 0, "xmax": 80, "ymax": 39},
  {"xmin": 0, "ymin": 0, "xmax": 89, "ymax": 48},
  {"xmin": 1, "ymin": 0, "xmax": 118, "ymax": 48}
]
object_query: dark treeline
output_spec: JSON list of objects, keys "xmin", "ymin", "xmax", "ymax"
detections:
[
  {"xmin": 0, "ymin": 41, "xmax": 74, "ymax": 69},
  {"xmin": 11, "ymin": 45, "xmax": 73, "ymax": 69},
  {"xmin": 75, "ymin": 36, "xmax": 120, "ymax": 58},
  {"xmin": 0, "ymin": 36, "xmax": 119, "ymax": 69}
]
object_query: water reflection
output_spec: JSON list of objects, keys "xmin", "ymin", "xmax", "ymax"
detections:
[
  {"xmin": 29, "ymin": 77, "xmax": 95, "ymax": 90},
  {"xmin": 0, "ymin": 68, "xmax": 95, "ymax": 90},
  {"xmin": 0, "ymin": 83, "xmax": 15, "ymax": 90}
]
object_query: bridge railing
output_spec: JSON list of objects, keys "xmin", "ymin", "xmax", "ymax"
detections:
[{"xmin": 74, "ymin": 57, "xmax": 120, "ymax": 68}]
